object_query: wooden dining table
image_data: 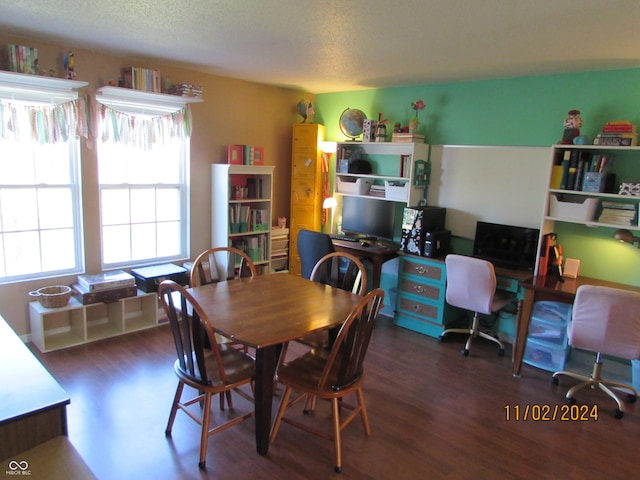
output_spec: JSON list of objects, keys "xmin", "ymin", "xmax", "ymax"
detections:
[{"xmin": 187, "ymin": 273, "xmax": 363, "ymax": 455}]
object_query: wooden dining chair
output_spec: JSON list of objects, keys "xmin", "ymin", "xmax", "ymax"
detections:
[
  {"xmin": 190, "ymin": 246, "xmax": 257, "ymax": 356},
  {"xmin": 295, "ymin": 251, "xmax": 368, "ymax": 349},
  {"xmin": 158, "ymin": 280, "xmax": 255, "ymax": 470},
  {"xmin": 190, "ymin": 246, "xmax": 257, "ymax": 287},
  {"xmin": 270, "ymin": 288, "xmax": 384, "ymax": 473}
]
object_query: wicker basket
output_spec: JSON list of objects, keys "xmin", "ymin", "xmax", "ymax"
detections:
[{"xmin": 29, "ymin": 285, "xmax": 72, "ymax": 308}]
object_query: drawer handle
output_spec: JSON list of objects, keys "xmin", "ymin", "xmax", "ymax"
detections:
[
  {"xmin": 413, "ymin": 285, "xmax": 426, "ymax": 294},
  {"xmin": 415, "ymin": 266, "xmax": 428, "ymax": 274},
  {"xmin": 412, "ymin": 304, "xmax": 423, "ymax": 312}
]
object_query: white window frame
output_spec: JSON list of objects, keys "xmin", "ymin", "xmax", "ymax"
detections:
[
  {"xmin": 0, "ymin": 72, "xmax": 87, "ymax": 284},
  {"xmin": 95, "ymin": 88, "xmax": 194, "ymax": 270}
]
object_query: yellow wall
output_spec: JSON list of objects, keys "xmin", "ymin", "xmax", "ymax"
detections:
[{"xmin": 0, "ymin": 33, "xmax": 310, "ymax": 335}]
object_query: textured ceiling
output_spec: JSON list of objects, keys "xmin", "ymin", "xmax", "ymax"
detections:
[{"xmin": 1, "ymin": 0, "xmax": 640, "ymax": 93}]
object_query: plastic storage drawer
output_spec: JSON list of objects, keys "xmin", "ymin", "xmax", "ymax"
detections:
[
  {"xmin": 532, "ymin": 301, "xmax": 572, "ymax": 323},
  {"xmin": 523, "ymin": 337, "xmax": 570, "ymax": 372},
  {"xmin": 528, "ymin": 316, "xmax": 569, "ymax": 345}
]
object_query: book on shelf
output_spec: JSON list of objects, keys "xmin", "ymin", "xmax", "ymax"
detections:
[
  {"xmin": 598, "ymin": 201, "xmax": 638, "ymax": 225},
  {"xmin": 5, "ymin": 44, "xmax": 38, "ymax": 74},
  {"xmin": 399, "ymin": 154, "xmax": 412, "ymax": 177},
  {"xmin": 227, "ymin": 145, "xmax": 244, "ymax": 164},
  {"xmin": 391, "ymin": 133, "xmax": 425, "ymax": 143},
  {"xmin": 121, "ymin": 67, "xmax": 161, "ymax": 93},
  {"xmin": 593, "ymin": 133, "xmax": 638, "ymax": 146},
  {"xmin": 77, "ymin": 270, "xmax": 136, "ymax": 291}
]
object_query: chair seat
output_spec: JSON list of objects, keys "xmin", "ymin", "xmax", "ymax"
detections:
[
  {"xmin": 177, "ymin": 344, "xmax": 255, "ymax": 389},
  {"xmin": 491, "ymin": 290, "xmax": 514, "ymax": 314},
  {"xmin": 277, "ymin": 349, "xmax": 361, "ymax": 398}
]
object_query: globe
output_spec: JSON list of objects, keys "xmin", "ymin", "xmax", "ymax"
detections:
[{"xmin": 339, "ymin": 108, "xmax": 366, "ymax": 140}]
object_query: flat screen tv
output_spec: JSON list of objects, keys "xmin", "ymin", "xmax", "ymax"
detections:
[
  {"xmin": 341, "ymin": 196, "xmax": 396, "ymax": 241},
  {"xmin": 472, "ymin": 221, "xmax": 540, "ymax": 271}
]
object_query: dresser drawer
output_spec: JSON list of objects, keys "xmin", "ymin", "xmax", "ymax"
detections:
[
  {"xmin": 397, "ymin": 294, "xmax": 442, "ymax": 324},
  {"xmin": 401, "ymin": 257, "xmax": 444, "ymax": 283},
  {"xmin": 398, "ymin": 278, "xmax": 443, "ymax": 302},
  {"xmin": 496, "ymin": 275, "xmax": 521, "ymax": 294}
]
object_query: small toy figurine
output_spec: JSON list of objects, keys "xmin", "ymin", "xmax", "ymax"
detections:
[
  {"xmin": 63, "ymin": 51, "xmax": 75, "ymax": 80},
  {"xmin": 560, "ymin": 109, "xmax": 582, "ymax": 144}
]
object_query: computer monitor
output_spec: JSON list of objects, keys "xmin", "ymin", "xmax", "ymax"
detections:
[
  {"xmin": 472, "ymin": 221, "xmax": 540, "ymax": 271},
  {"xmin": 341, "ymin": 196, "xmax": 396, "ymax": 241}
]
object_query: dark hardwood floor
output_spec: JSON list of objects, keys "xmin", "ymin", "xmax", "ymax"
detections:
[{"xmin": 30, "ymin": 315, "xmax": 639, "ymax": 480}]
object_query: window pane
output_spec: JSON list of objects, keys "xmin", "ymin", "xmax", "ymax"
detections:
[
  {"xmin": 130, "ymin": 189, "xmax": 156, "ymax": 223},
  {"xmin": 34, "ymin": 143, "xmax": 72, "ymax": 184},
  {"xmin": 41, "ymin": 228, "xmax": 76, "ymax": 271},
  {"xmin": 1, "ymin": 147, "xmax": 35, "ymax": 184},
  {"xmin": 157, "ymin": 188, "xmax": 180, "ymax": 221},
  {"xmin": 157, "ymin": 221, "xmax": 181, "ymax": 257},
  {"xmin": 131, "ymin": 223, "xmax": 156, "ymax": 261},
  {"xmin": 1, "ymin": 188, "xmax": 39, "ymax": 232},
  {"xmin": 3, "ymin": 231, "xmax": 41, "ymax": 276},
  {"xmin": 102, "ymin": 225, "xmax": 131, "ymax": 264},
  {"xmin": 39, "ymin": 188, "xmax": 74, "ymax": 229},
  {"xmin": 101, "ymin": 189, "xmax": 131, "ymax": 225}
]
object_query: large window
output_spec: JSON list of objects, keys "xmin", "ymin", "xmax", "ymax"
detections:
[
  {"xmin": 0, "ymin": 74, "xmax": 86, "ymax": 284},
  {"xmin": 0, "ymin": 137, "xmax": 83, "ymax": 283},
  {"xmin": 95, "ymin": 90, "xmax": 192, "ymax": 269},
  {"xmin": 97, "ymin": 139, "xmax": 189, "ymax": 268}
]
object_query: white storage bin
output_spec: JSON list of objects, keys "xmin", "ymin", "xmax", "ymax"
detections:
[
  {"xmin": 336, "ymin": 177, "xmax": 372, "ymax": 195},
  {"xmin": 528, "ymin": 316, "xmax": 569, "ymax": 345},
  {"xmin": 524, "ymin": 337, "xmax": 570, "ymax": 372},
  {"xmin": 384, "ymin": 180, "xmax": 409, "ymax": 201},
  {"xmin": 532, "ymin": 301, "xmax": 572, "ymax": 323},
  {"xmin": 548, "ymin": 194, "xmax": 598, "ymax": 221}
]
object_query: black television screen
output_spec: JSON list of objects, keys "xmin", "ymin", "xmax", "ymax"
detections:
[
  {"xmin": 341, "ymin": 196, "xmax": 396, "ymax": 241},
  {"xmin": 472, "ymin": 221, "xmax": 540, "ymax": 271}
]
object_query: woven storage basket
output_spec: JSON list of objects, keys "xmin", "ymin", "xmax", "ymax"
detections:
[{"xmin": 29, "ymin": 285, "xmax": 72, "ymax": 308}]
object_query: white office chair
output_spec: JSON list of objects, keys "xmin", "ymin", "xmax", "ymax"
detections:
[
  {"xmin": 439, "ymin": 254, "xmax": 514, "ymax": 356},
  {"xmin": 552, "ymin": 285, "xmax": 640, "ymax": 419}
]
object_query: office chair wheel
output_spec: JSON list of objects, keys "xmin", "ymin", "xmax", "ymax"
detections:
[
  {"xmin": 614, "ymin": 409, "xmax": 624, "ymax": 419},
  {"xmin": 566, "ymin": 397, "xmax": 577, "ymax": 406},
  {"xmin": 461, "ymin": 348, "xmax": 469, "ymax": 356},
  {"xmin": 626, "ymin": 393, "xmax": 637, "ymax": 404}
]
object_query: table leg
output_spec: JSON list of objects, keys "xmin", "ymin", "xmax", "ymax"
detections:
[
  {"xmin": 254, "ymin": 344, "xmax": 276, "ymax": 455},
  {"xmin": 513, "ymin": 290, "xmax": 535, "ymax": 377}
]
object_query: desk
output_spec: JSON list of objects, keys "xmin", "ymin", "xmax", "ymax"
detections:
[
  {"xmin": 331, "ymin": 239, "xmax": 399, "ymax": 289},
  {"xmin": 187, "ymin": 273, "xmax": 362, "ymax": 455},
  {"xmin": 0, "ymin": 316, "xmax": 70, "ymax": 459},
  {"xmin": 513, "ymin": 275, "xmax": 640, "ymax": 377}
]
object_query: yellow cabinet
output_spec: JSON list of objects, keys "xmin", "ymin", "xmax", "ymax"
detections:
[{"xmin": 289, "ymin": 123, "xmax": 325, "ymax": 276}]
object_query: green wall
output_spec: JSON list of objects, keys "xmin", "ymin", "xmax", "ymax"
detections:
[{"xmin": 315, "ymin": 68, "xmax": 640, "ymax": 286}]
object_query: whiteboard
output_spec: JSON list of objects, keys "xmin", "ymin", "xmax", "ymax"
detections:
[{"xmin": 428, "ymin": 145, "xmax": 551, "ymax": 239}]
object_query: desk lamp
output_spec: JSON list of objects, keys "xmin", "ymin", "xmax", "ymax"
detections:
[
  {"xmin": 320, "ymin": 141, "xmax": 337, "ymax": 232},
  {"xmin": 613, "ymin": 229, "xmax": 640, "ymax": 248}
]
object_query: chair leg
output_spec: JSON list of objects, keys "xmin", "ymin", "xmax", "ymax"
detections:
[
  {"xmin": 165, "ymin": 381, "xmax": 184, "ymax": 435},
  {"xmin": 356, "ymin": 387, "xmax": 371, "ymax": 435},
  {"xmin": 270, "ymin": 386, "xmax": 292, "ymax": 443},
  {"xmin": 198, "ymin": 392, "xmax": 213, "ymax": 470},
  {"xmin": 331, "ymin": 398, "xmax": 342, "ymax": 474}
]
